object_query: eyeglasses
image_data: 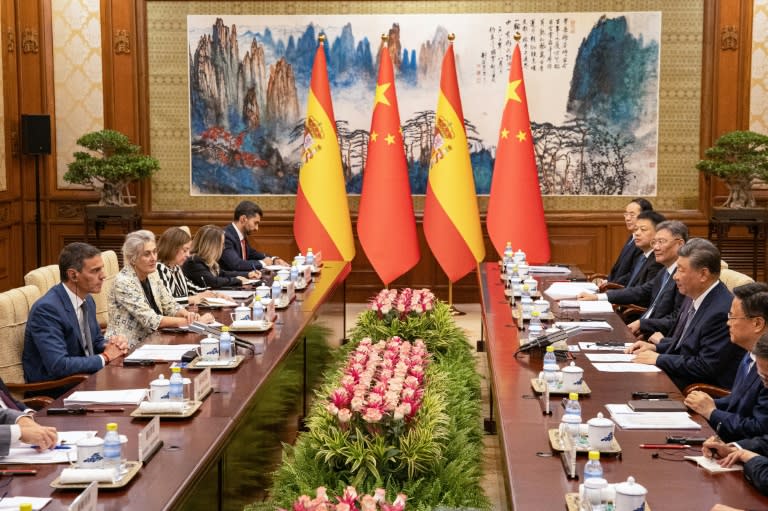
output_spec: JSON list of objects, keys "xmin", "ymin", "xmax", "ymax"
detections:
[
  {"xmin": 651, "ymin": 238, "xmax": 682, "ymax": 247},
  {"xmin": 727, "ymin": 313, "xmax": 754, "ymax": 320},
  {"xmin": 623, "ymin": 212, "xmax": 638, "ymax": 218}
]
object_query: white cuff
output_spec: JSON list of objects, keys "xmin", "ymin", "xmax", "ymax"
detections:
[
  {"xmin": 597, "ymin": 293, "xmax": 608, "ymax": 301},
  {"xmin": 9, "ymin": 424, "xmax": 20, "ymax": 445}
]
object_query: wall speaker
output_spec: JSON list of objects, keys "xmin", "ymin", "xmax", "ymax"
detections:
[{"xmin": 21, "ymin": 114, "xmax": 51, "ymax": 155}]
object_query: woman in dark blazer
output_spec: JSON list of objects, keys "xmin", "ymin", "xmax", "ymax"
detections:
[{"xmin": 182, "ymin": 225, "xmax": 260, "ymax": 289}]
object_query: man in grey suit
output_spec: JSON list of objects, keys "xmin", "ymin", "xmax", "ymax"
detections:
[{"xmin": 0, "ymin": 407, "xmax": 58, "ymax": 455}]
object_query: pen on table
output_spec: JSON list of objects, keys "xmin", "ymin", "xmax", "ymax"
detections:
[
  {"xmin": 86, "ymin": 407, "xmax": 125, "ymax": 413},
  {"xmin": 639, "ymin": 443, "xmax": 690, "ymax": 449},
  {"xmin": 29, "ymin": 444, "xmax": 70, "ymax": 450},
  {"xmin": 0, "ymin": 469, "xmax": 36, "ymax": 475}
]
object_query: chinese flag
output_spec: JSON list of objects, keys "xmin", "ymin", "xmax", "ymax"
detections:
[
  {"xmin": 423, "ymin": 41, "xmax": 485, "ymax": 283},
  {"xmin": 486, "ymin": 43, "xmax": 550, "ymax": 263},
  {"xmin": 357, "ymin": 43, "xmax": 420, "ymax": 285},
  {"xmin": 293, "ymin": 37, "xmax": 355, "ymax": 261}
]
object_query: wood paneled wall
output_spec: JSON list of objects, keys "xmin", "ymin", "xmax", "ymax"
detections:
[{"xmin": 0, "ymin": 0, "xmax": 752, "ymax": 301}]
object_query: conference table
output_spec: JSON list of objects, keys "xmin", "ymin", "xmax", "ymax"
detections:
[
  {"xmin": 479, "ymin": 263, "xmax": 768, "ymax": 510},
  {"xmin": 4, "ymin": 261, "xmax": 350, "ymax": 511},
  {"xmin": 479, "ymin": 262, "xmax": 768, "ymax": 510}
]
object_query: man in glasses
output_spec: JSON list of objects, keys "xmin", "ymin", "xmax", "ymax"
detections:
[
  {"xmin": 684, "ymin": 283, "xmax": 768, "ymax": 441},
  {"xmin": 629, "ymin": 238, "xmax": 743, "ymax": 390},
  {"xmin": 601, "ymin": 198, "xmax": 654, "ymax": 286}
]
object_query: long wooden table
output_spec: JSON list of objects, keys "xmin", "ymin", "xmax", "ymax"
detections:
[
  {"xmin": 479, "ymin": 262, "xmax": 768, "ymax": 510},
  {"xmin": 4, "ymin": 261, "xmax": 350, "ymax": 510}
]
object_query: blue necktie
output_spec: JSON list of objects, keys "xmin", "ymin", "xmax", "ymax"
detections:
[
  {"xmin": 626, "ymin": 254, "xmax": 647, "ymax": 287},
  {"xmin": 673, "ymin": 303, "xmax": 696, "ymax": 351},
  {"xmin": 643, "ymin": 270, "xmax": 672, "ymax": 319}
]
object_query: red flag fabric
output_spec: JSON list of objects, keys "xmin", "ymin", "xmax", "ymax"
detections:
[
  {"xmin": 293, "ymin": 37, "xmax": 355, "ymax": 261},
  {"xmin": 486, "ymin": 43, "xmax": 550, "ymax": 264},
  {"xmin": 423, "ymin": 41, "xmax": 485, "ymax": 283},
  {"xmin": 357, "ymin": 44, "xmax": 420, "ymax": 285}
]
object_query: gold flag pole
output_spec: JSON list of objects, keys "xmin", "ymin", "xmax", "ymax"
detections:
[{"xmin": 448, "ymin": 281, "xmax": 466, "ymax": 316}]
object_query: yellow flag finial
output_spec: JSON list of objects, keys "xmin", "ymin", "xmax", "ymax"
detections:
[
  {"xmin": 318, "ymin": 33, "xmax": 326, "ymax": 44},
  {"xmin": 448, "ymin": 33, "xmax": 455, "ymax": 43},
  {"xmin": 514, "ymin": 32, "xmax": 521, "ymax": 42}
]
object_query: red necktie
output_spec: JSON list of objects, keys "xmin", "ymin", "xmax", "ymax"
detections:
[{"xmin": 240, "ymin": 239, "xmax": 247, "ymax": 260}]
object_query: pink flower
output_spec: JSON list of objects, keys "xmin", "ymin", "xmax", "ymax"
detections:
[
  {"xmin": 326, "ymin": 403, "xmax": 339, "ymax": 415},
  {"xmin": 362, "ymin": 407, "xmax": 383, "ymax": 423},
  {"xmin": 337, "ymin": 408, "xmax": 352, "ymax": 423},
  {"xmin": 350, "ymin": 396, "xmax": 364, "ymax": 412}
]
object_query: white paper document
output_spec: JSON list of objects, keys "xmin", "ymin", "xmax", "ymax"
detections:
[
  {"xmin": 64, "ymin": 389, "xmax": 148, "ymax": 406},
  {"xmin": 685, "ymin": 455, "xmax": 743, "ymax": 473},
  {"xmin": 216, "ymin": 290, "xmax": 255, "ymax": 301},
  {"xmin": 559, "ymin": 300, "xmax": 580, "ymax": 308},
  {"xmin": 0, "ymin": 497, "xmax": 51, "ymax": 509},
  {"xmin": 529, "ymin": 265, "xmax": 572, "ymax": 274},
  {"xmin": 555, "ymin": 321, "xmax": 613, "ymax": 331},
  {"xmin": 544, "ymin": 282, "xmax": 598, "ymax": 300},
  {"xmin": 592, "ymin": 363, "xmax": 661, "ymax": 372},
  {"xmin": 200, "ymin": 296, "xmax": 238, "ymax": 307},
  {"xmin": 578, "ymin": 301, "xmax": 615, "ymax": 314},
  {"xmin": 0, "ymin": 430, "xmax": 98, "ymax": 464},
  {"xmin": 585, "ymin": 353, "xmax": 636, "ymax": 362},
  {"xmin": 126, "ymin": 344, "xmax": 199, "ymax": 362},
  {"xmin": 605, "ymin": 404, "xmax": 701, "ymax": 430},
  {"xmin": 578, "ymin": 341, "xmax": 633, "ymax": 351}
]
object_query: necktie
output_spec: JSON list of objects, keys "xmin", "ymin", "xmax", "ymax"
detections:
[
  {"xmin": 80, "ymin": 301, "xmax": 94, "ymax": 356},
  {"xmin": 240, "ymin": 238, "xmax": 247, "ymax": 260},
  {"xmin": 642, "ymin": 271, "xmax": 672, "ymax": 319},
  {"xmin": 626, "ymin": 253, "xmax": 647, "ymax": 287},
  {"xmin": 0, "ymin": 391, "xmax": 20, "ymax": 411},
  {"xmin": 673, "ymin": 303, "xmax": 696, "ymax": 351}
]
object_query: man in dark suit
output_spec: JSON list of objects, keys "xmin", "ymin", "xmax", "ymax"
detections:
[
  {"xmin": 603, "ymin": 198, "xmax": 654, "ymax": 286},
  {"xmin": 630, "ymin": 238, "xmax": 743, "ymax": 390},
  {"xmin": 685, "ymin": 284, "xmax": 768, "ymax": 441},
  {"xmin": 0, "ymin": 378, "xmax": 58, "ymax": 455},
  {"xmin": 219, "ymin": 200, "xmax": 287, "ymax": 273},
  {"xmin": 578, "ymin": 216, "xmax": 680, "ymax": 335},
  {"xmin": 23, "ymin": 243, "xmax": 128, "ymax": 388}
]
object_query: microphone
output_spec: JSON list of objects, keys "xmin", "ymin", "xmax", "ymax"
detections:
[{"xmin": 515, "ymin": 326, "xmax": 581, "ymax": 354}]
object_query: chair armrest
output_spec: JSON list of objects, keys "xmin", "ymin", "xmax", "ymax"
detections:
[
  {"xmin": 599, "ymin": 282, "xmax": 625, "ymax": 293},
  {"xmin": 683, "ymin": 383, "xmax": 731, "ymax": 398},
  {"xmin": 5, "ymin": 374, "xmax": 88, "ymax": 394},
  {"xmin": 619, "ymin": 304, "xmax": 647, "ymax": 322},
  {"xmin": 21, "ymin": 396, "xmax": 54, "ymax": 411}
]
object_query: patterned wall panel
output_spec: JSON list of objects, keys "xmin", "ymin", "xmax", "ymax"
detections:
[
  {"xmin": 52, "ymin": 0, "xmax": 104, "ymax": 188},
  {"xmin": 0, "ymin": 23, "xmax": 5, "ymax": 192},
  {"xmin": 752, "ymin": 0, "xmax": 768, "ymax": 133},
  {"xmin": 146, "ymin": 1, "xmax": 703, "ymax": 212}
]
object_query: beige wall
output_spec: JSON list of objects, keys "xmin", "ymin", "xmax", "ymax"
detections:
[{"xmin": 752, "ymin": 0, "xmax": 768, "ymax": 132}]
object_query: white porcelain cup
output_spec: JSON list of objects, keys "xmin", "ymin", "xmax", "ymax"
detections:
[
  {"xmin": 255, "ymin": 285, "xmax": 271, "ymax": 298},
  {"xmin": 561, "ymin": 362, "xmax": 584, "ymax": 390},
  {"xmin": 294, "ymin": 255, "xmax": 306, "ymax": 266},
  {"xmin": 149, "ymin": 375, "xmax": 171, "ymax": 402},
  {"xmin": 533, "ymin": 299, "xmax": 550, "ymax": 314},
  {"xmin": 196, "ymin": 336, "xmax": 220, "ymax": 362},
  {"xmin": 277, "ymin": 269, "xmax": 290, "ymax": 281},
  {"xmin": 232, "ymin": 304, "xmax": 251, "ymax": 321},
  {"xmin": 614, "ymin": 476, "xmax": 647, "ymax": 511},
  {"xmin": 583, "ymin": 477, "xmax": 608, "ymax": 509},
  {"xmin": 587, "ymin": 412, "xmax": 615, "ymax": 450},
  {"xmin": 75, "ymin": 436, "xmax": 104, "ymax": 468},
  {"xmin": 523, "ymin": 277, "xmax": 538, "ymax": 293},
  {"xmin": 558, "ymin": 414, "xmax": 581, "ymax": 442}
]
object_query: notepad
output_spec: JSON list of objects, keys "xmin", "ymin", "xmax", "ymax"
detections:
[
  {"xmin": 555, "ymin": 321, "xmax": 612, "ymax": 331},
  {"xmin": 685, "ymin": 455, "xmax": 743, "ymax": 473},
  {"xmin": 578, "ymin": 301, "xmax": 615, "ymax": 314},
  {"xmin": 605, "ymin": 403, "xmax": 701, "ymax": 430},
  {"xmin": 64, "ymin": 389, "xmax": 148, "ymax": 406},
  {"xmin": 544, "ymin": 282, "xmax": 598, "ymax": 300},
  {"xmin": 529, "ymin": 265, "xmax": 572, "ymax": 274}
]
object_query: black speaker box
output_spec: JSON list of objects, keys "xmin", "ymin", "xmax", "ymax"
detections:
[{"xmin": 21, "ymin": 114, "xmax": 51, "ymax": 155}]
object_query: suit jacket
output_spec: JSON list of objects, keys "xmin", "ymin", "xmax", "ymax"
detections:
[
  {"xmin": 708, "ymin": 353, "xmax": 768, "ymax": 442},
  {"xmin": 0, "ymin": 407, "xmax": 24, "ymax": 456},
  {"xmin": 734, "ymin": 435, "xmax": 768, "ymax": 495},
  {"xmin": 624, "ymin": 252, "xmax": 663, "ymax": 288},
  {"xmin": 606, "ymin": 267, "xmax": 683, "ymax": 336},
  {"xmin": 219, "ymin": 223, "xmax": 267, "ymax": 272},
  {"xmin": 23, "ymin": 283, "xmax": 107, "ymax": 383},
  {"xmin": 104, "ymin": 265, "xmax": 181, "ymax": 349},
  {"xmin": 182, "ymin": 255, "xmax": 248, "ymax": 289},
  {"xmin": 655, "ymin": 281, "xmax": 742, "ymax": 390},
  {"xmin": 607, "ymin": 235, "xmax": 641, "ymax": 285}
]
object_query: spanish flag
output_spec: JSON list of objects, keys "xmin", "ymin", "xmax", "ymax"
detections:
[
  {"xmin": 423, "ymin": 38, "xmax": 485, "ymax": 282},
  {"xmin": 357, "ymin": 41, "xmax": 420, "ymax": 285},
  {"xmin": 487, "ymin": 43, "xmax": 550, "ymax": 263},
  {"xmin": 293, "ymin": 36, "xmax": 355, "ymax": 262}
]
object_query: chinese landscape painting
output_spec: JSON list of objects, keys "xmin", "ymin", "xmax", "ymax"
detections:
[{"xmin": 187, "ymin": 12, "xmax": 661, "ymax": 196}]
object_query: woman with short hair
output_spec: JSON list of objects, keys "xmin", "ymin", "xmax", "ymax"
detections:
[{"xmin": 106, "ymin": 229, "xmax": 214, "ymax": 348}]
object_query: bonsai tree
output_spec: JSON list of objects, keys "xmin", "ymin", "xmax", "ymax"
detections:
[
  {"xmin": 64, "ymin": 129, "xmax": 160, "ymax": 206},
  {"xmin": 696, "ymin": 130, "xmax": 768, "ymax": 208}
]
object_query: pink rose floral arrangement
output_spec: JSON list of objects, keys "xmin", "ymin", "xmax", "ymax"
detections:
[
  {"xmin": 369, "ymin": 288, "xmax": 435, "ymax": 320},
  {"xmin": 282, "ymin": 486, "xmax": 406, "ymax": 511},
  {"xmin": 326, "ymin": 337, "xmax": 428, "ymax": 432}
]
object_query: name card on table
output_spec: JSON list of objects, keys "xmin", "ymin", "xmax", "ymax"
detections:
[
  {"xmin": 69, "ymin": 481, "xmax": 98, "ymax": 511},
  {"xmin": 138, "ymin": 416, "xmax": 162, "ymax": 463},
  {"xmin": 194, "ymin": 368, "xmax": 213, "ymax": 402}
]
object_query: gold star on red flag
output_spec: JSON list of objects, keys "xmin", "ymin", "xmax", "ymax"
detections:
[
  {"xmin": 385, "ymin": 134, "xmax": 395, "ymax": 145},
  {"xmin": 374, "ymin": 83, "xmax": 391, "ymax": 107},
  {"xmin": 506, "ymin": 80, "xmax": 522, "ymax": 103},
  {"xmin": 501, "ymin": 128, "xmax": 510, "ymax": 139},
  {"xmin": 370, "ymin": 131, "xmax": 378, "ymax": 142},
  {"xmin": 516, "ymin": 130, "xmax": 527, "ymax": 142}
]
